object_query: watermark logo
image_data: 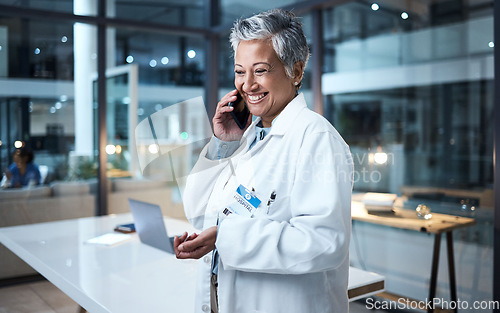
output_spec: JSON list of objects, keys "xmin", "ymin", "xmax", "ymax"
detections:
[
  {"xmin": 134, "ymin": 96, "xmax": 212, "ymax": 178},
  {"xmin": 365, "ymin": 297, "xmax": 500, "ymax": 311}
]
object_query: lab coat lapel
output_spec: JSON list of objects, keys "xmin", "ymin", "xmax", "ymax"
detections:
[
  {"xmin": 234, "ymin": 135, "xmax": 257, "ymax": 189},
  {"xmin": 268, "ymin": 93, "xmax": 307, "ymax": 136}
]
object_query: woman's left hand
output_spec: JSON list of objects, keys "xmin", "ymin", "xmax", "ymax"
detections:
[{"xmin": 174, "ymin": 226, "xmax": 217, "ymax": 259}]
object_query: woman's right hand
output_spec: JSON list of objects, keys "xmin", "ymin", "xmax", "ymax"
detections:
[{"xmin": 213, "ymin": 89, "xmax": 251, "ymax": 141}]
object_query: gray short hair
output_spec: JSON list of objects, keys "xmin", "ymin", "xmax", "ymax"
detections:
[{"xmin": 230, "ymin": 9, "xmax": 309, "ymax": 81}]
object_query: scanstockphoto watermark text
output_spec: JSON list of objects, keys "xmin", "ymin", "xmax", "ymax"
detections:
[
  {"xmin": 243, "ymin": 151, "xmax": 397, "ymax": 185},
  {"xmin": 298, "ymin": 151, "xmax": 396, "ymax": 184},
  {"xmin": 365, "ymin": 297, "xmax": 500, "ymax": 311}
]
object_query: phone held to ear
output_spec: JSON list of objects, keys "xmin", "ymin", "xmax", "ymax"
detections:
[{"xmin": 228, "ymin": 92, "xmax": 250, "ymax": 130}]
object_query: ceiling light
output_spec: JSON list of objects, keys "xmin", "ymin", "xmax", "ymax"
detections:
[{"xmin": 105, "ymin": 145, "xmax": 116, "ymax": 155}]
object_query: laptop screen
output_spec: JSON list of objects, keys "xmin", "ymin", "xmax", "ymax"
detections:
[{"xmin": 128, "ymin": 199, "xmax": 175, "ymax": 254}]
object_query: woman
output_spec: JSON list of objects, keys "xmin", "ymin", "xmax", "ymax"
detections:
[
  {"xmin": 174, "ymin": 9, "xmax": 353, "ymax": 313},
  {"xmin": 5, "ymin": 147, "xmax": 41, "ymax": 188}
]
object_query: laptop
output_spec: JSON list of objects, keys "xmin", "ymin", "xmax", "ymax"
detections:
[{"xmin": 128, "ymin": 198, "xmax": 175, "ymax": 254}]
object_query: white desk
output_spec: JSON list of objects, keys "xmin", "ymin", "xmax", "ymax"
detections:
[
  {"xmin": 348, "ymin": 267, "xmax": 385, "ymax": 301},
  {"xmin": 0, "ymin": 214, "xmax": 384, "ymax": 312}
]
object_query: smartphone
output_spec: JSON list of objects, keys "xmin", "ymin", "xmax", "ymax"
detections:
[
  {"xmin": 114, "ymin": 223, "xmax": 136, "ymax": 233},
  {"xmin": 228, "ymin": 92, "xmax": 250, "ymax": 130}
]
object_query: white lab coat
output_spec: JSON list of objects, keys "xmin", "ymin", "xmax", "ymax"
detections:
[{"xmin": 182, "ymin": 93, "xmax": 353, "ymax": 313}]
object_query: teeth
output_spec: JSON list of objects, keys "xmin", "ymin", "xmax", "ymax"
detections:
[{"xmin": 248, "ymin": 94, "xmax": 265, "ymax": 101}]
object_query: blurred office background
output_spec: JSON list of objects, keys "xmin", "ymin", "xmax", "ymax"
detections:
[{"xmin": 0, "ymin": 0, "xmax": 496, "ymax": 311}]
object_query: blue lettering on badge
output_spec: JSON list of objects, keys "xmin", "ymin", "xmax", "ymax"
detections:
[
  {"xmin": 225, "ymin": 184, "xmax": 262, "ymax": 217},
  {"xmin": 236, "ymin": 185, "xmax": 261, "ymax": 209}
]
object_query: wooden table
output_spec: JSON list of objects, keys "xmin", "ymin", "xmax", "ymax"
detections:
[{"xmin": 351, "ymin": 201, "xmax": 475, "ymax": 313}]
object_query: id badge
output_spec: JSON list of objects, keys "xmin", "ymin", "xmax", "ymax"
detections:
[{"xmin": 223, "ymin": 184, "xmax": 261, "ymax": 217}]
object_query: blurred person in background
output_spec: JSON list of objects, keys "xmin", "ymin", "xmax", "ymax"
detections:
[{"xmin": 4, "ymin": 147, "xmax": 41, "ymax": 188}]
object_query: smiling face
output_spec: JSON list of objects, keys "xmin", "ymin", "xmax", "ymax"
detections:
[{"xmin": 234, "ymin": 39, "xmax": 303, "ymax": 127}]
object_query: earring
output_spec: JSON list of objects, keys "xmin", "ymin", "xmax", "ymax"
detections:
[{"xmin": 294, "ymin": 81, "xmax": 299, "ymax": 86}]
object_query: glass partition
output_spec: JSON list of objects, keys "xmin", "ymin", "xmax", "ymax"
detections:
[
  {"xmin": 106, "ymin": 27, "xmax": 206, "ymax": 218},
  {"xmin": 112, "ymin": 0, "xmax": 205, "ymax": 28},
  {"xmin": 0, "ymin": 0, "xmax": 75, "ymax": 15},
  {"xmin": 0, "ymin": 16, "xmax": 98, "ymax": 280},
  {"xmin": 218, "ymin": 0, "xmax": 300, "ymax": 26},
  {"xmin": 323, "ymin": 0, "xmax": 495, "ymax": 309},
  {"xmin": 323, "ymin": 0, "xmax": 494, "ymax": 193},
  {"xmin": 0, "ymin": 16, "xmax": 96, "ymax": 182},
  {"xmin": 92, "ymin": 65, "xmax": 138, "ymax": 179},
  {"xmin": 328, "ymin": 81, "xmax": 494, "ymax": 192}
]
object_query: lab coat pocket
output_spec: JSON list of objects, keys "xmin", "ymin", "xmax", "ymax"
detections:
[{"xmin": 254, "ymin": 194, "xmax": 291, "ymax": 221}]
